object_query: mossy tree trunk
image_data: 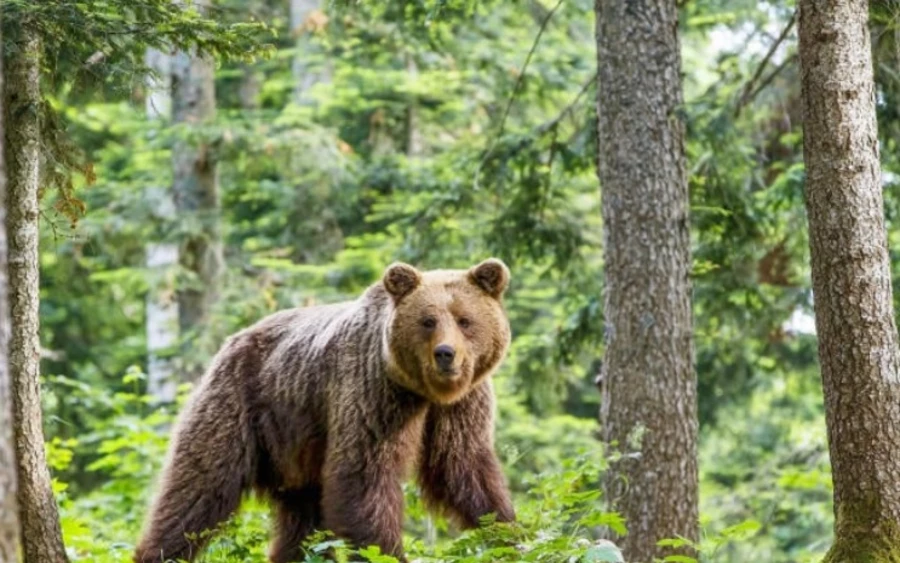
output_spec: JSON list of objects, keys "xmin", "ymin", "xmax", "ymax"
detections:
[
  {"xmin": 594, "ymin": 0, "xmax": 699, "ymax": 560},
  {"xmin": 3, "ymin": 22, "xmax": 69, "ymax": 563},
  {"xmin": 0, "ymin": 11, "xmax": 22, "ymax": 561},
  {"xmin": 799, "ymin": 1, "xmax": 900, "ymax": 561}
]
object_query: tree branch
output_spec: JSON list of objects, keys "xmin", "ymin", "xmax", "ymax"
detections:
[
  {"xmin": 495, "ymin": 0, "xmax": 565, "ymax": 141},
  {"xmin": 742, "ymin": 52, "xmax": 797, "ymax": 110},
  {"xmin": 474, "ymin": 0, "xmax": 565, "ymax": 189},
  {"xmin": 734, "ymin": 10, "xmax": 797, "ymax": 118},
  {"xmin": 538, "ymin": 70, "xmax": 597, "ymax": 134}
]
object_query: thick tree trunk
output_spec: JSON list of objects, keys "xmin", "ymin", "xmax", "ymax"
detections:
[
  {"xmin": 171, "ymin": 38, "xmax": 223, "ymax": 346},
  {"xmin": 0, "ymin": 14, "xmax": 22, "ymax": 562},
  {"xmin": 798, "ymin": 1, "xmax": 900, "ymax": 560},
  {"xmin": 3, "ymin": 26, "xmax": 69, "ymax": 563},
  {"xmin": 144, "ymin": 47, "xmax": 179, "ymax": 403},
  {"xmin": 594, "ymin": 0, "xmax": 698, "ymax": 561}
]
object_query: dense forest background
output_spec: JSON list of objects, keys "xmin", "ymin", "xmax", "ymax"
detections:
[{"xmin": 6, "ymin": 0, "xmax": 900, "ymax": 561}]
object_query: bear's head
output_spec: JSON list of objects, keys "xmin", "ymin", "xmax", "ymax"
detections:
[{"xmin": 382, "ymin": 258, "xmax": 511, "ymax": 404}]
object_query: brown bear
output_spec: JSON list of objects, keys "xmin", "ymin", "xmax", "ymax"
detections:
[{"xmin": 133, "ymin": 259, "xmax": 516, "ymax": 563}]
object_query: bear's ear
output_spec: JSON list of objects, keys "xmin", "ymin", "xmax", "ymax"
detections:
[
  {"xmin": 469, "ymin": 258, "xmax": 510, "ymax": 298},
  {"xmin": 383, "ymin": 262, "xmax": 422, "ymax": 300}
]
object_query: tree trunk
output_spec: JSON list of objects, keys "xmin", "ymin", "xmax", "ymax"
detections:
[
  {"xmin": 798, "ymin": 1, "xmax": 900, "ymax": 560},
  {"xmin": 405, "ymin": 53, "xmax": 422, "ymax": 157},
  {"xmin": 238, "ymin": 64, "xmax": 261, "ymax": 110},
  {"xmin": 145, "ymin": 47, "xmax": 179, "ymax": 403},
  {"xmin": 171, "ymin": 34, "xmax": 223, "ymax": 347},
  {"xmin": 290, "ymin": 0, "xmax": 330, "ymax": 104},
  {"xmin": 3, "ymin": 25, "xmax": 69, "ymax": 563},
  {"xmin": 145, "ymin": 48, "xmax": 171, "ymax": 119},
  {"xmin": 0, "ymin": 12, "xmax": 22, "ymax": 561},
  {"xmin": 594, "ymin": 0, "xmax": 698, "ymax": 561}
]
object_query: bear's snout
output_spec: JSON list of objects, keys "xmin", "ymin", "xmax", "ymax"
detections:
[{"xmin": 433, "ymin": 344, "xmax": 457, "ymax": 374}]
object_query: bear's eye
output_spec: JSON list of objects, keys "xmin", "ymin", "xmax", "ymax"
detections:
[
  {"xmin": 421, "ymin": 317, "xmax": 437, "ymax": 330},
  {"xmin": 457, "ymin": 317, "xmax": 472, "ymax": 329}
]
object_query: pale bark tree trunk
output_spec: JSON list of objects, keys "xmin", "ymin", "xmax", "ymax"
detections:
[
  {"xmin": 171, "ymin": 31, "xmax": 223, "ymax": 347},
  {"xmin": 290, "ymin": 0, "xmax": 330, "ymax": 105},
  {"xmin": 798, "ymin": 1, "xmax": 900, "ymax": 560},
  {"xmin": 405, "ymin": 54, "xmax": 422, "ymax": 157},
  {"xmin": 145, "ymin": 48, "xmax": 171, "ymax": 120},
  {"xmin": 595, "ymin": 0, "xmax": 698, "ymax": 561},
  {"xmin": 144, "ymin": 47, "xmax": 179, "ymax": 403},
  {"xmin": 238, "ymin": 64, "xmax": 262, "ymax": 110},
  {"xmin": 0, "ymin": 13, "xmax": 22, "ymax": 562},
  {"xmin": 3, "ymin": 25, "xmax": 69, "ymax": 563}
]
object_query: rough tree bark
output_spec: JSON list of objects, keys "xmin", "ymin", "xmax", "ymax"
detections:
[
  {"xmin": 798, "ymin": 1, "xmax": 900, "ymax": 560},
  {"xmin": 0, "ymin": 12, "xmax": 23, "ymax": 562},
  {"xmin": 3, "ymin": 24, "xmax": 69, "ymax": 563},
  {"xmin": 171, "ymin": 32, "xmax": 223, "ymax": 345},
  {"xmin": 594, "ymin": 0, "xmax": 698, "ymax": 561},
  {"xmin": 145, "ymin": 47, "xmax": 179, "ymax": 403}
]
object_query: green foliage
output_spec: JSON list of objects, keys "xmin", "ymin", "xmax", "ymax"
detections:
[
  {"xmin": 4, "ymin": 0, "xmax": 274, "ymax": 75},
  {"xmin": 697, "ymin": 348, "xmax": 831, "ymax": 562},
  {"xmin": 2, "ymin": 0, "xmax": 275, "ymax": 238},
  {"xmin": 22, "ymin": 0, "xmax": 861, "ymax": 561},
  {"xmin": 45, "ymin": 367, "xmax": 823, "ymax": 562},
  {"xmin": 48, "ymin": 370, "xmax": 621, "ymax": 562}
]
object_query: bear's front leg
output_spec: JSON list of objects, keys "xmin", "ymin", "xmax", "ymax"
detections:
[
  {"xmin": 419, "ymin": 382, "xmax": 515, "ymax": 529},
  {"xmin": 321, "ymin": 447, "xmax": 407, "ymax": 562}
]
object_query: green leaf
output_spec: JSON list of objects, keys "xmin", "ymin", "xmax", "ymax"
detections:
[
  {"xmin": 718, "ymin": 519, "xmax": 762, "ymax": 540},
  {"xmin": 577, "ymin": 511, "xmax": 628, "ymax": 536},
  {"xmin": 657, "ymin": 537, "xmax": 698, "ymax": 549},
  {"xmin": 581, "ymin": 541, "xmax": 625, "ymax": 563}
]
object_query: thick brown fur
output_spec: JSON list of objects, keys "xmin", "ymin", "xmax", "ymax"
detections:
[{"xmin": 133, "ymin": 259, "xmax": 516, "ymax": 563}]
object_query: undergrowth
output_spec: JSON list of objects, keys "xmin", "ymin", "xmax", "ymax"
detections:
[{"xmin": 46, "ymin": 369, "xmax": 777, "ymax": 563}]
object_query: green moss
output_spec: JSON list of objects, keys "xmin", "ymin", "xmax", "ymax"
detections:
[
  {"xmin": 822, "ymin": 500, "xmax": 900, "ymax": 563},
  {"xmin": 823, "ymin": 539, "xmax": 900, "ymax": 563}
]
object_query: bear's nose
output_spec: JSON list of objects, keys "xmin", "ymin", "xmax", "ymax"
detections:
[{"xmin": 433, "ymin": 344, "xmax": 456, "ymax": 372}]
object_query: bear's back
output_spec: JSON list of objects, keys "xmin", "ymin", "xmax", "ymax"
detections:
[{"xmin": 235, "ymin": 292, "xmax": 392, "ymax": 489}]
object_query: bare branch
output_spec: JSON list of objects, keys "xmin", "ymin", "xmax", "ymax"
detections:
[
  {"xmin": 743, "ymin": 52, "xmax": 798, "ymax": 109},
  {"xmin": 473, "ymin": 0, "xmax": 565, "ymax": 189},
  {"xmin": 495, "ymin": 0, "xmax": 565, "ymax": 141},
  {"xmin": 734, "ymin": 10, "xmax": 797, "ymax": 118},
  {"xmin": 538, "ymin": 70, "xmax": 597, "ymax": 134}
]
